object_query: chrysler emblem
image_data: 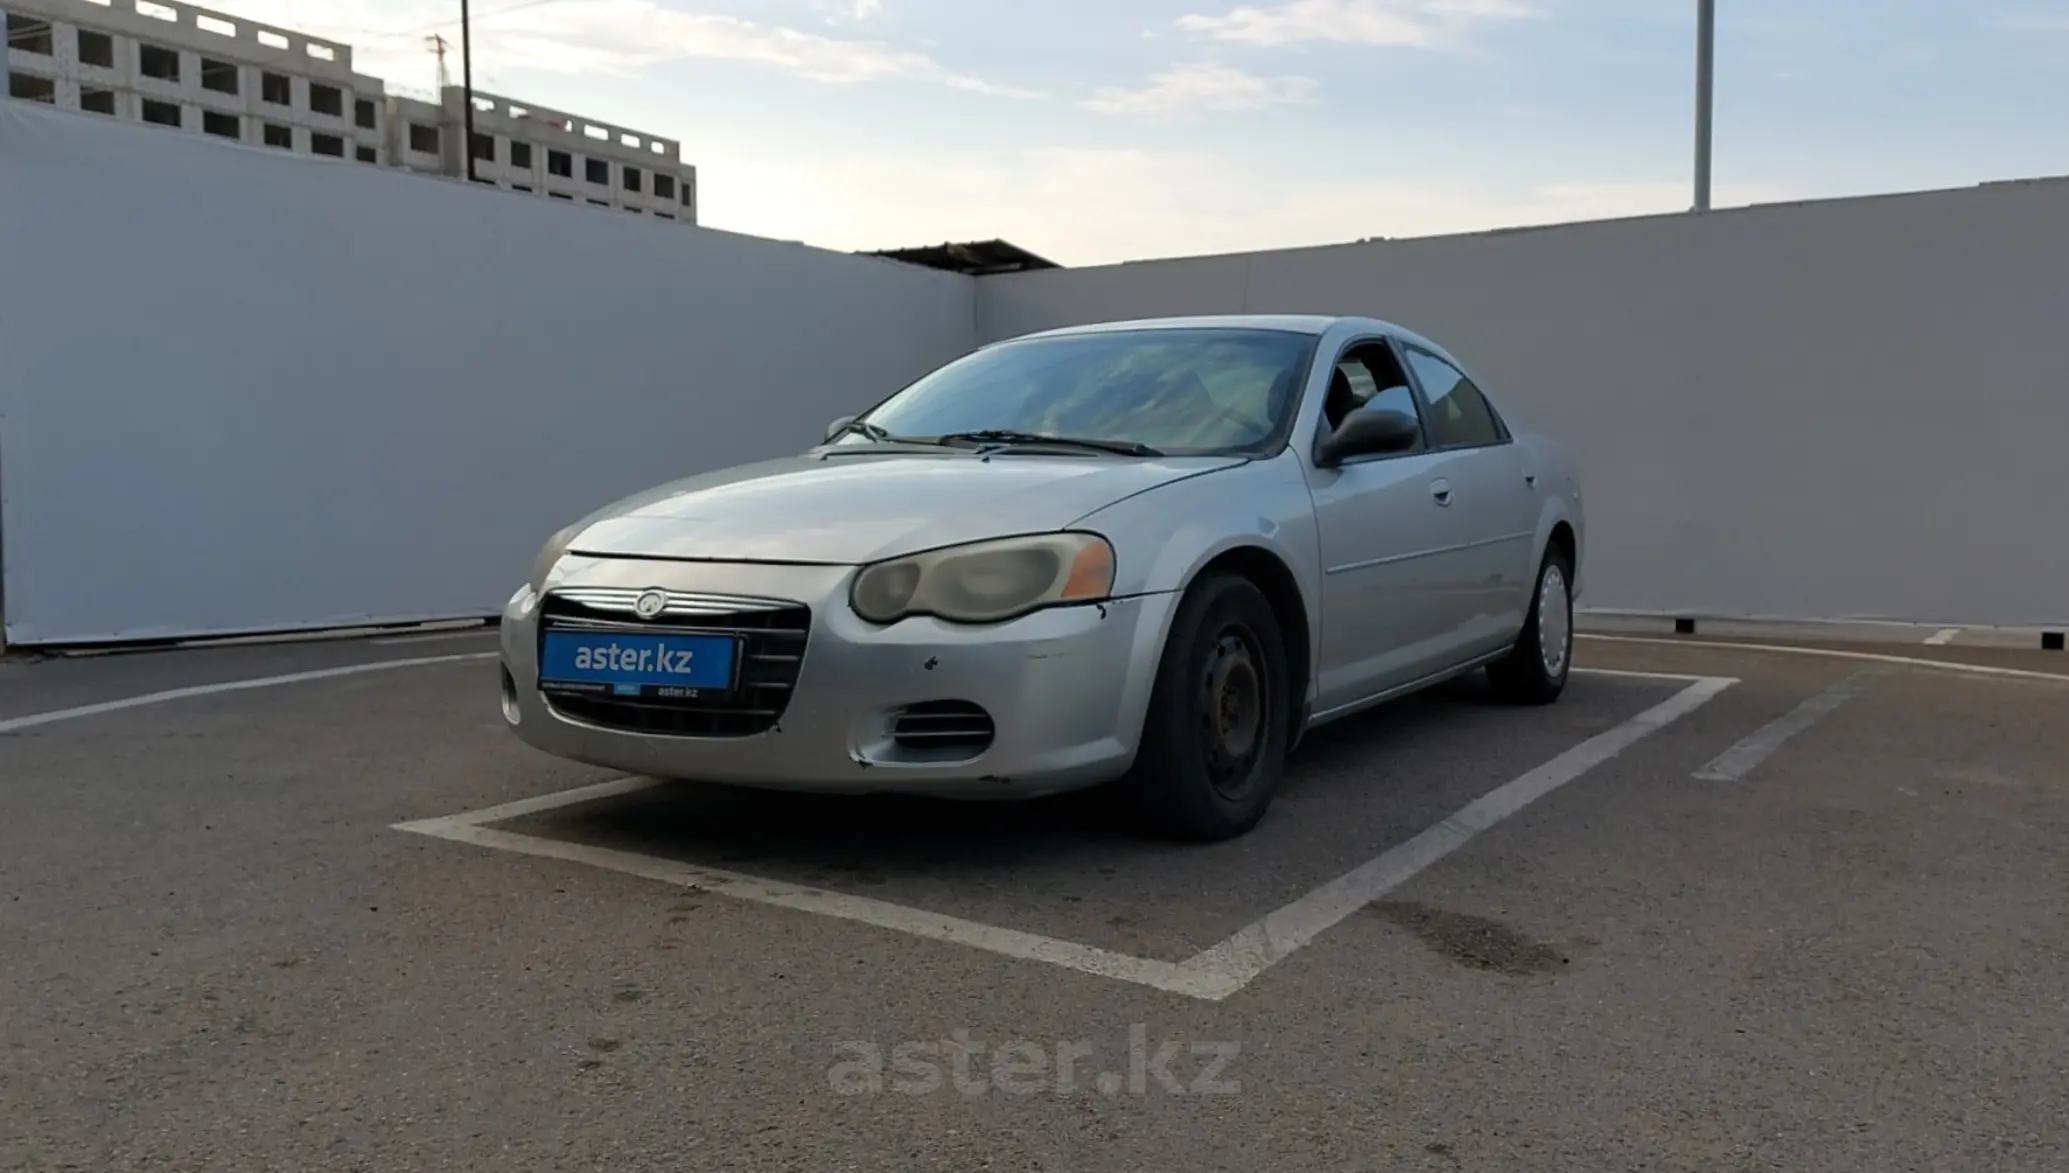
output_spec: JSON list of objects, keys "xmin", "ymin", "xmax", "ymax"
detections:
[{"xmin": 632, "ymin": 589, "xmax": 669, "ymax": 620}]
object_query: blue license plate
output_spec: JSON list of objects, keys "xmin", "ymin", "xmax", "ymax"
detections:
[{"xmin": 539, "ymin": 630, "xmax": 739, "ymax": 697}]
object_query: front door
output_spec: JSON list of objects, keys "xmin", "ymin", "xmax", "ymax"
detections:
[{"xmin": 1306, "ymin": 342, "xmax": 1468, "ymax": 712}]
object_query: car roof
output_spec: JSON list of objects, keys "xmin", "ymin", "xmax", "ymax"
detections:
[{"xmin": 999, "ymin": 314, "xmax": 1456, "ymax": 360}]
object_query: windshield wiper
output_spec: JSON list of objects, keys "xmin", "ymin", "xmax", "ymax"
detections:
[
  {"xmin": 827, "ymin": 418, "xmax": 896, "ymax": 443},
  {"xmin": 935, "ymin": 430, "xmax": 1165, "ymax": 458},
  {"xmin": 822, "ymin": 418, "xmax": 959, "ymax": 449}
]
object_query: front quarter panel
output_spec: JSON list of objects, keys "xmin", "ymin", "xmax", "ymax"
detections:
[{"xmin": 1070, "ymin": 454, "xmax": 1323, "ymax": 694}]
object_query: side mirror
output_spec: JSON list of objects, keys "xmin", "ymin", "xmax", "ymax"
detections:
[
  {"xmin": 824, "ymin": 414, "xmax": 857, "ymax": 443},
  {"xmin": 1315, "ymin": 408, "xmax": 1420, "ymax": 468}
]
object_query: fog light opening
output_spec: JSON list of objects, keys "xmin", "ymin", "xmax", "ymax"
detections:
[{"xmin": 499, "ymin": 664, "xmax": 521, "ymax": 726}]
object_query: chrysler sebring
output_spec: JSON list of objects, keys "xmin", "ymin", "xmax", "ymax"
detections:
[{"xmin": 500, "ymin": 315, "xmax": 1584, "ymax": 840}]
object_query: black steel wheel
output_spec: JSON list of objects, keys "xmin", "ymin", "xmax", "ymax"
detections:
[{"xmin": 1124, "ymin": 572, "xmax": 1291, "ymax": 841}]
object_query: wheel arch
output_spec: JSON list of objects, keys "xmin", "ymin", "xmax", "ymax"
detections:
[
  {"xmin": 1546, "ymin": 519, "xmax": 1576, "ymax": 570},
  {"xmin": 1181, "ymin": 544, "xmax": 1315, "ymax": 751},
  {"xmin": 1530, "ymin": 493, "xmax": 1583, "ymax": 600}
]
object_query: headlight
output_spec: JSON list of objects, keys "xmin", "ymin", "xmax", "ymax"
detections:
[
  {"xmin": 529, "ymin": 523, "xmax": 581, "ymax": 590},
  {"xmin": 850, "ymin": 533, "xmax": 1116, "ymax": 625}
]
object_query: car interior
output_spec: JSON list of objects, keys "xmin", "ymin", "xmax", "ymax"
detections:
[{"xmin": 1321, "ymin": 343, "xmax": 1424, "ymax": 447}]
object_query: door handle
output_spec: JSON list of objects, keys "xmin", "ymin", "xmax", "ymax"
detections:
[{"xmin": 1429, "ymin": 479, "xmax": 1452, "ymax": 506}]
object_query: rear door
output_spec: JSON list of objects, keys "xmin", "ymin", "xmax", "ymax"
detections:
[{"xmin": 1398, "ymin": 345, "xmax": 1540, "ymax": 657}]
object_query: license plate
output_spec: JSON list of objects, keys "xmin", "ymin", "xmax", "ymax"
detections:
[{"xmin": 539, "ymin": 630, "xmax": 740, "ymax": 699}]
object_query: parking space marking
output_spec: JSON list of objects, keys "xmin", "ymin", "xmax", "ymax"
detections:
[
  {"xmin": 394, "ymin": 670, "xmax": 1735, "ymax": 1002},
  {"xmin": 400, "ymin": 811, "xmax": 1231, "ymax": 998},
  {"xmin": 1579, "ymin": 635, "xmax": 2069, "ymax": 685},
  {"xmin": 1693, "ymin": 668, "xmax": 1887, "ymax": 782},
  {"xmin": 0, "ymin": 652, "xmax": 498, "ymax": 735},
  {"xmin": 1184, "ymin": 674, "xmax": 1735, "ymax": 993},
  {"xmin": 1565, "ymin": 667, "xmax": 1722, "ymax": 683}
]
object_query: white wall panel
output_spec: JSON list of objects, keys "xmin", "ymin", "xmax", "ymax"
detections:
[
  {"xmin": 979, "ymin": 181, "xmax": 2069, "ymax": 628},
  {"xmin": 0, "ymin": 102, "xmax": 974, "ymax": 644}
]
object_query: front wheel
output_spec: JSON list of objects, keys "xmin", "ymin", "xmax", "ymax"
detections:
[
  {"xmin": 1123, "ymin": 573, "xmax": 1292, "ymax": 842},
  {"xmin": 1487, "ymin": 547, "xmax": 1574, "ymax": 705}
]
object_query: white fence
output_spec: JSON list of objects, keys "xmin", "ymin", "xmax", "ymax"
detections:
[
  {"xmin": 0, "ymin": 101, "xmax": 974, "ymax": 645},
  {"xmin": 4, "ymin": 96, "xmax": 2066, "ymax": 645},
  {"xmin": 979, "ymin": 179, "xmax": 2069, "ymax": 628}
]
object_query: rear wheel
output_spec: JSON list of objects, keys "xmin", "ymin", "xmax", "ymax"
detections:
[
  {"xmin": 1123, "ymin": 573, "xmax": 1291, "ymax": 842},
  {"xmin": 1487, "ymin": 546, "xmax": 1573, "ymax": 705}
]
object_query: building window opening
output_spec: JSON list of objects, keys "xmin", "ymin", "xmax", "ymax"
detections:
[
  {"xmin": 77, "ymin": 30, "xmax": 115, "ymax": 68},
  {"xmin": 5, "ymin": 15, "xmax": 54, "ymax": 55},
  {"xmin": 138, "ymin": 43, "xmax": 181, "ymax": 82},
  {"xmin": 7, "ymin": 72, "xmax": 56, "ymax": 103},
  {"xmin": 201, "ymin": 58, "xmax": 238, "ymax": 95}
]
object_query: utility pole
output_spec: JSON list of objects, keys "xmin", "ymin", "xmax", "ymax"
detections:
[
  {"xmin": 461, "ymin": 0, "xmax": 477, "ymax": 182},
  {"xmin": 1694, "ymin": 0, "xmax": 1715, "ymax": 211}
]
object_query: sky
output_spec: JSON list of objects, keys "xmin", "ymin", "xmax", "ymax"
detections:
[{"xmin": 216, "ymin": 0, "xmax": 2068, "ymax": 266}]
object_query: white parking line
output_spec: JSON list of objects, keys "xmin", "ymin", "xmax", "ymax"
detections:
[
  {"xmin": 1578, "ymin": 634, "xmax": 2069, "ymax": 685},
  {"xmin": 1692, "ymin": 668, "xmax": 1886, "ymax": 782},
  {"xmin": 393, "ymin": 669, "xmax": 1736, "ymax": 1002},
  {"xmin": 1924, "ymin": 628, "xmax": 1962, "ymax": 646},
  {"xmin": 1185, "ymin": 674, "xmax": 1734, "ymax": 993},
  {"xmin": 0, "ymin": 652, "xmax": 499, "ymax": 735}
]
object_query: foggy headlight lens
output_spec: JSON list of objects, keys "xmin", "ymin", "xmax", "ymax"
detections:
[{"xmin": 850, "ymin": 533, "xmax": 1116, "ymax": 624}]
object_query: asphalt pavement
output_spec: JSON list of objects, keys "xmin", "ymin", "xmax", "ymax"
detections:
[{"xmin": 3, "ymin": 629, "xmax": 2065, "ymax": 1171}]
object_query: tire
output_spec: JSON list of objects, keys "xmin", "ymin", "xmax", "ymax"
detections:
[
  {"xmin": 1487, "ymin": 545, "xmax": 1574, "ymax": 705},
  {"xmin": 1123, "ymin": 572, "xmax": 1292, "ymax": 842}
]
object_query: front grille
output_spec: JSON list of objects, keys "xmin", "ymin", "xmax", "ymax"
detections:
[
  {"xmin": 538, "ymin": 588, "xmax": 809, "ymax": 738},
  {"xmin": 890, "ymin": 700, "xmax": 996, "ymax": 758}
]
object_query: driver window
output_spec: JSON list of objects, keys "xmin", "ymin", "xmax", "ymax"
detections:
[{"xmin": 1323, "ymin": 343, "xmax": 1423, "ymax": 445}]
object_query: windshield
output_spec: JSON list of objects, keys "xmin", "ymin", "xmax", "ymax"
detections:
[{"xmin": 838, "ymin": 328, "xmax": 1318, "ymax": 457}]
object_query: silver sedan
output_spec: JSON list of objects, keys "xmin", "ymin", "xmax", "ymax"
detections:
[{"xmin": 499, "ymin": 314, "xmax": 1584, "ymax": 840}]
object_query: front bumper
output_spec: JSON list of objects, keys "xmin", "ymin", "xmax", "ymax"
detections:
[{"xmin": 500, "ymin": 555, "xmax": 1178, "ymax": 798}]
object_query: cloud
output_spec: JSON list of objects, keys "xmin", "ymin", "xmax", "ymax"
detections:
[
  {"xmin": 207, "ymin": 0, "xmax": 1029, "ymax": 97},
  {"xmin": 1081, "ymin": 62, "xmax": 1318, "ymax": 115},
  {"xmin": 1177, "ymin": 0, "xmax": 1538, "ymax": 47},
  {"xmin": 814, "ymin": 0, "xmax": 884, "ymax": 25}
]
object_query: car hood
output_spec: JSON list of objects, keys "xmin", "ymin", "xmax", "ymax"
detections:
[{"xmin": 564, "ymin": 450, "xmax": 1248, "ymax": 565}]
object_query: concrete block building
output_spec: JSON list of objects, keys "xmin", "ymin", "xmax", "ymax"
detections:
[
  {"xmin": 391, "ymin": 87, "xmax": 697, "ymax": 222},
  {"xmin": 4, "ymin": 0, "xmax": 697, "ymax": 224}
]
